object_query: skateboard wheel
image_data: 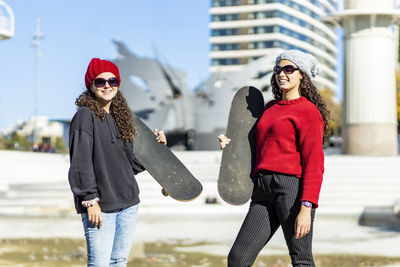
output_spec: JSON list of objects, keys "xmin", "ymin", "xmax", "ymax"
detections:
[{"xmin": 161, "ymin": 188, "xmax": 169, "ymax": 197}]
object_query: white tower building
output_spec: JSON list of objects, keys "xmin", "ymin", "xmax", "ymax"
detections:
[
  {"xmin": 328, "ymin": 0, "xmax": 400, "ymax": 155},
  {"xmin": 0, "ymin": 1, "xmax": 14, "ymax": 40},
  {"xmin": 209, "ymin": 0, "xmax": 339, "ymax": 92}
]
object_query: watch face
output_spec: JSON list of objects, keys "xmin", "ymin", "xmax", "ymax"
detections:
[{"xmin": 302, "ymin": 201, "xmax": 312, "ymax": 207}]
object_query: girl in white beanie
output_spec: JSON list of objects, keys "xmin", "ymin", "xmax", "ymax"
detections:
[{"xmin": 219, "ymin": 50, "xmax": 330, "ymax": 267}]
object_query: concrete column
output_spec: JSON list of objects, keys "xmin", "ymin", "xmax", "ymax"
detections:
[{"xmin": 340, "ymin": 0, "xmax": 399, "ymax": 155}]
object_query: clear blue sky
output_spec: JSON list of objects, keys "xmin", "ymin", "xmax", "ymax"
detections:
[
  {"xmin": 0, "ymin": 1, "xmax": 345, "ymax": 132},
  {"xmin": 0, "ymin": 0, "xmax": 210, "ymax": 130}
]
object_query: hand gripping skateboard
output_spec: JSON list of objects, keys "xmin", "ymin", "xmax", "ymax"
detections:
[
  {"xmin": 217, "ymin": 86, "xmax": 265, "ymax": 205},
  {"xmin": 132, "ymin": 113, "xmax": 203, "ymax": 201}
]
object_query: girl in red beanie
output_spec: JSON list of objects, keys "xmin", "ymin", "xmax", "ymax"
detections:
[{"xmin": 68, "ymin": 58, "xmax": 166, "ymax": 266}]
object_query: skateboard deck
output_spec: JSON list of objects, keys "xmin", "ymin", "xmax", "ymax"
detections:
[
  {"xmin": 217, "ymin": 86, "xmax": 265, "ymax": 205},
  {"xmin": 132, "ymin": 113, "xmax": 202, "ymax": 201}
]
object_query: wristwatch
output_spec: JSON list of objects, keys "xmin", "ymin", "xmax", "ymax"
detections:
[{"xmin": 301, "ymin": 201, "xmax": 313, "ymax": 208}]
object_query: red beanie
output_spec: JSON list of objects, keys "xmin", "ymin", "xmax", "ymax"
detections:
[{"xmin": 85, "ymin": 58, "xmax": 121, "ymax": 90}]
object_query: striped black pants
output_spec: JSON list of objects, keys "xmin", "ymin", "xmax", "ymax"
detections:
[{"xmin": 228, "ymin": 171, "xmax": 315, "ymax": 267}]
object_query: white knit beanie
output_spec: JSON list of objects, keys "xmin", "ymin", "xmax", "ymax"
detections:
[{"xmin": 275, "ymin": 50, "xmax": 319, "ymax": 80}]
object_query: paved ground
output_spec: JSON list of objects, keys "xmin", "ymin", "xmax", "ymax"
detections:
[{"xmin": 1, "ymin": 205, "xmax": 399, "ymax": 259}]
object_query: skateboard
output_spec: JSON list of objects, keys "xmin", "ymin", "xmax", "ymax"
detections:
[
  {"xmin": 217, "ymin": 86, "xmax": 265, "ymax": 205},
  {"xmin": 132, "ymin": 113, "xmax": 203, "ymax": 201}
]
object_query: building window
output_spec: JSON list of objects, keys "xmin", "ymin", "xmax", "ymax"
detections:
[
  {"xmin": 212, "ymin": 28, "xmax": 239, "ymax": 36},
  {"xmin": 255, "ymin": 0, "xmax": 278, "ymax": 3},
  {"xmin": 212, "ymin": 58, "xmax": 240, "ymax": 65},
  {"xmin": 312, "ymin": 13, "xmax": 320, "ymax": 19},
  {"xmin": 212, "ymin": 0, "xmax": 239, "ymax": 7},
  {"xmin": 212, "ymin": 14, "xmax": 239, "ymax": 21},
  {"xmin": 311, "ymin": 0, "xmax": 320, "ymax": 7},
  {"xmin": 212, "ymin": 43, "xmax": 240, "ymax": 51},
  {"xmin": 212, "ymin": 15, "xmax": 220, "ymax": 22}
]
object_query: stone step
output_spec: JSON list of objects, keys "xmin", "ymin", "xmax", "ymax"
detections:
[
  {"xmin": 0, "ymin": 197, "xmax": 72, "ymax": 207},
  {"xmin": 3, "ymin": 190, "xmax": 71, "ymax": 199},
  {"xmin": 0, "ymin": 150, "xmax": 399, "ymax": 217}
]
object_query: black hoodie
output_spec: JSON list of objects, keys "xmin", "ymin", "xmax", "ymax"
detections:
[{"xmin": 68, "ymin": 107, "xmax": 144, "ymax": 213}]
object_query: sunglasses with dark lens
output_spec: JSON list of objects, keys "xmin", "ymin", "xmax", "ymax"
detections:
[
  {"xmin": 273, "ymin": 65, "xmax": 299, "ymax": 75},
  {"xmin": 93, "ymin": 77, "xmax": 119, "ymax": 88}
]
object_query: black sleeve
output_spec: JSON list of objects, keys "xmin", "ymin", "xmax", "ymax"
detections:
[
  {"xmin": 68, "ymin": 109, "xmax": 99, "ymax": 201},
  {"xmin": 131, "ymin": 151, "xmax": 145, "ymax": 175}
]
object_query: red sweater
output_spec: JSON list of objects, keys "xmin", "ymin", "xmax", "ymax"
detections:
[{"xmin": 254, "ymin": 96, "xmax": 324, "ymax": 207}]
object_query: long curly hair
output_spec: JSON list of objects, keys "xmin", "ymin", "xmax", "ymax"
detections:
[
  {"xmin": 75, "ymin": 90, "xmax": 136, "ymax": 143},
  {"xmin": 271, "ymin": 71, "xmax": 331, "ymax": 142}
]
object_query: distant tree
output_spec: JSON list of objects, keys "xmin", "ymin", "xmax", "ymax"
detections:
[
  {"xmin": 396, "ymin": 66, "xmax": 400, "ymax": 124},
  {"xmin": 398, "ymin": 83, "xmax": 400, "ymax": 129},
  {"xmin": 396, "ymin": 67, "xmax": 400, "ymax": 129},
  {"xmin": 320, "ymin": 88, "xmax": 342, "ymax": 137},
  {"xmin": 55, "ymin": 137, "xmax": 68, "ymax": 154},
  {"xmin": 1, "ymin": 133, "xmax": 33, "ymax": 151},
  {"xmin": 0, "ymin": 137, "xmax": 6, "ymax": 149}
]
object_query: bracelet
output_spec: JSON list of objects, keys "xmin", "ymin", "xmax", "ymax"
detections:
[
  {"xmin": 301, "ymin": 201, "xmax": 313, "ymax": 208},
  {"xmin": 81, "ymin": 197, "xmax": 99, "ymax": 208}
]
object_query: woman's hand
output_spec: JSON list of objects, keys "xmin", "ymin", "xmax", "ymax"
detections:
[
  {"xmin": 154, "ymin": 129, "xmax": 167, "ymax": 145},
  {"xmin": 87, "ymin": 202, "xmax": 103, "ymax": 228},
  {"xmin": 294, "ymin": 205, "xmax": 312, "ymax": 239},
  {"xmin": 217, "ymin": 134, "xmax": 231, "ymax": 150}
]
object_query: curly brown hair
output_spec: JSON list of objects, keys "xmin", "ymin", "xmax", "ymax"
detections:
[
  {"xmin": 75, "ymin": 90, "xmax": 136, "ymax": 143},
  {"xmin": 271, "ymin": 70, "xmax": 331, "ymax": 142}
]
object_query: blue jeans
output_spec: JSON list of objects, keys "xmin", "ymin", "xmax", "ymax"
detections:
[{"xmin": 81, "ymin": 205, "xmax": 139, "ymax": 267}]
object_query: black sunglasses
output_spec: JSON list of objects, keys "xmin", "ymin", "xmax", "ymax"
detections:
[
  {"xmin": 93, "ymin": 77, "xmax": 119, "ymax": 88},
  {"xmin": 273, "ymin": 65, "xmax": 299, "ymax": 75}
]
